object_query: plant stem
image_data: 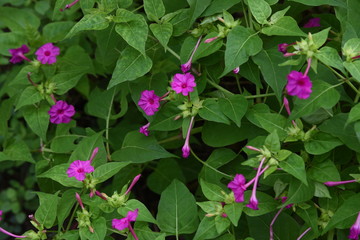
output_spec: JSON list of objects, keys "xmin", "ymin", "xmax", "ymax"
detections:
[
  {"xmin": 132, "ymin": 4, "xmax": 143, "ymax": 12},
  {"xmin": 206, "ymin": 79, "xmax": 234, "ymax": 96},
  {"xmin": 269, "ymin": 206, "xmax": 285, "ymax": 240},
  {"xmin": 235, "ymin": 74, "xmax": 242, "ymax": 94},
  {"xmin": 241, "ymin": 0, "xmax": 249, "ymax": 28},
  {"xmin": 327, "ymin": 229, "xmax": 334, "ymax": 240},
  {"xmin": 355, "ymin": 86, "xmax": 360, "ymax": 103},
  {"xmin": 245, "ymin": 93, "xmax": 276, "ymax": 99},
  {"xmin": 165, "ymin": 45, "xmax": 181, "ymax": 60},
  {"xmin": 345, "ymin": 79, "xmax": 360, "ymax": 95},
  {"xmin": 190, "ymin": 149, "xmax": 233, "ymax": 179}
]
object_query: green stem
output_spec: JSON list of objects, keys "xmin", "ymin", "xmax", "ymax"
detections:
[
  {"xmin": 245, "ymin": 93, "xmax": 276, "ymax": 99},
  {"xmin": 324, "ymin": 64, "xmax": 346, "ymax": 80},
  {"xmin": 166, "ymin": 46, "xmax": 181, "ymax": 60},
  {"xmin": 256, "ymin": 85, "xmax": 261, "ymax": 103},
  {"xmin": 235, "ymin": 74, "xmax": 242, "ymax": 94},
  {"xmin": 345, "ymin": 79, "xmax": 360, "ymax": 95},
  {"xmin": 241, "ymin": 0, "xmax": 249, "ymax": 28},
  {"xmin": 66, "ymin": 203, "xmax": 79, "ymax": 232},
  {"xmin": 190, "ymin": 149, "xmax": 233, "ymax": 179},
  {"xmin": 131, "ymin": 4, "xmax": 143, "ymax": 12},
  {"xmin": 206, "ymin": 79, "xmax": 234, "ymax": 96},
  {"xmin": 355, "ymin": 86, "xmax": 360, "ymax": 103},
  {"xmin": 327, "ymin": 229, "xmax": 334, "ymax": 240},
  {"xmin": 248, "ymin": 7, "xmax": 253, "ymax": 30}
]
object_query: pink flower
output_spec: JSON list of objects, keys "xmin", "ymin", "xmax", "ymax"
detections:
[
  {"xmin": 228, "ymin": 174, "xmax": 247, "ymax": 202},
  {"xmin": 324, "ymin": 179, "xmax": 357, "ymax": 186},
  {"xmin": 281, "ymin": 196, "xmax": 293, "ymax": 209},
  {"xmin": 35, "ymin": 43, "xmax": 60, "ymax": 64},
  {"xmin": 181, "ymin": 61, "xmax": 191, "ymax": 73},
  {"xmin": 67, "ymin": 160, "xmax": 94, "ymax": 181},
  {"xmin": 60, "ymin": 0, "xmax": 79, "ymax": 11},
  {"xmin": 349, "ymin": 212, "xmax": 360, "ymax": 240},
  {"xmin": 138, "ymin": 90, "xmax": 161, "ymax": 116},
  {"xmin": 9, "ymin": 45, "xmax": 31, "ymax": 64},
  {"xmin": 48, "ymin": 100, "xmax": 75, "ymax": 124},
  {"xmin": 75, "ymin": 193, "xmax": 85, "ymax": 209},
  {"xmin": 278, "ymin": 43, "xmax": 289, "ymax": 54},
  {"xmin": 247, "ymin": 195, "xmax": 259, "ymax": 210},
  {"xmin": 233, "ymin": 67, "xmax": 240, "ymax": 74},
  {"xmin": 171, "ymin": 73, "xmax": 196, "ymax": 96},
  {"xmin": 112, "ymin": 209, "xmax": 139, "ymax": 240},
  {"xmin": 182, "ymin": 142, "xmax": 190, "ymax": 158},
  {"xmin": 0, "ymin": 210, "xmax": 2, "ymax": 221},
  {"xmin": 204, "ymin": 36, "xmax": 218, "ymax": 43},
  {"xmin": 139, "ymin": 123, "xmax": 150, "ymax": 136},
  {"xmin": 303, "ymin": 18, "xmax": 321, "ymax": 28},
  {"xmin": 286, "ymin": 71, "xmax": 312, "ymax": 99},
  {"xmin": 181, "ymin": 116, "xmax": 195, "ymax": 158},
  {"xmin": 124, "ymin": 174, "xmax": 141, "ymax": 195}
]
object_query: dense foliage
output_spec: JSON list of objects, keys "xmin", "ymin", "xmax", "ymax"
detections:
[{"xmin": 1, "ymin": 0, "xmax": 360, "ymax": 239}]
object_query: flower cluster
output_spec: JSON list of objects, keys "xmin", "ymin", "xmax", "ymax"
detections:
[{"xmin": 9, "ymin": 43, "xmax": 60, "ymax": 65}]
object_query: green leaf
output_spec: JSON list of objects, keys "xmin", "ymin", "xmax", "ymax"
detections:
[
  {"xmin": 199, "ymin": 99, "xmax": 230, "ymax": 124},
  {"xmin": 247, "ymin": 0, "xmax": 272, "ymax": 24},
  {"xmin": 86, "ymin": 88, "xmax": 116, "ymax": 119},
  {"xmin": 288, "ymin": 0, "xmax": 345, "ymax": 7},
  {"xmin": 324, "ymin": 193, "xmax": 360, "ymax": 232},
  {"xmin": 169, "ymin": 9, "xmax": 191, "ymax": 36},
  {"xmin": 193, "ymin": 33, "xmax": 223, "ymax": 61},
  {"xmin": 108, "ymin": 47, "xmax": 152, "ymax": 89},
  {"xmin": 188, "ymin": 0, "xmax": 212, "ymax": 27},
  {"xmin": 269, "ymin": 6, "xmax": 290, "ymax": 24},
  {"xmin": 144, "ymin": 0, "xmax": 165, "ymax": 21},
  {"xmin": 265, "ymin": 130, "xmax": 281, "ymax": 152},
  {"xmin": 296, "ymin": 207, "xmax": 319, "ymax": 236},
  {"xmin": 79, "ymin": 217, "xmax": 106, "ymax": 240},
  {"xmin": 315, "ymin": 47, "xmax": 345, "ymax": 73},
  {"xmin": 284, "ymin": 178, "xmax": 315, "ymax": 206},
  {"xmin": 157, "ymin": 179, "xmax": 198, "ymax": 235},
  {"xmin": 247, "ymin": 112, "xmax": 288, "ymax": 139},
  {"xmin": 66, "ymin": 13, "xmax": 109, "ymax": 39},
  {"xmin": 38, "ymin": 163, "xmax": 83, "ymax": 188},
  {"xmin": 115, "ymin": 9, "xmax": 148, "ymax": 55},
  {"xmin": 0, "ymin": 7, "xmax": 40, "ymax": 32},
  {"xmin": 308, "ymin": 159, "xmax": 341, "ymax": 183},
  {"xmin": 193, "ymin": 217, "xmax": 218, "ymax": 240},
  {"xmin": 93, "ymin": 162, "xmax": 130, "ymax": 183},
  {"xmin": 215, "ymin": 216, "xmax": 230, "ymax": 234},
  {"xmin": 199, "ymin": 179, "xmax": 225, "ymax": 202},
  {"xmin": 35, "ymin": 192, "xmax": 59, "ymax": 229},
  {"xmin": 22, "ymin": 103, "xmax": 49, "ymax": 141},
  {"xmin": 223, "ymin": 26, "xmax": 263, "ymax": 76},
  {"xmin": 224, "ymin": 203, "xmax": 243, "ymax": 227},
  {"xmin": 304, "ymin": 132, "xmax": 343, "ymax": 155},
  {"xmin": 118, "ymin": 199, "xmax": 157, "ymax": 224},
  {"xmin": 314, "ymin": 182, "xmax": 331, "ymax": 198},
  {"xmin": 150, "ymin": 102, "xmax": 183, "ymax": 131},
  {"xmin": 219, "ymin": 95, "xmax": 248, "ymax": 127},
  {"xmin": 261, "ymin": 16, "xmax": 306, "ymax": 37},
  {"xmin": 57, "ymin": 189, "xmax": 77, "ymax": 228},
  {"xmin": 202, "ymin": 0, "xmax": 239, "ymax": 16},
  {"xmin": 344, "ymin": 61, "xmax": 360, "ymax": 83},
  {"xmin": 347, "ymin": 103, "xmax": 360, "ymax": 125},
  {"xmin": 58, "ymin": 45, "xmax": 95, "ymax": 76},
  {"xmin": 243, "ymin": 191, "xmax": 278, "ymax": 216},
  {"xmin": 312, "ymin": 28, "xmax": 331, "ymax": 48},
  {"xmin": 149, "ymin": 22, "xmax": 173, "ymax": 49},
  {"xmin": 279, "ymin": 153, "xmax": 308, "ymax": 185},
  {"xmin": 0, "ymin": 140, "xmax": 35, "ymax": 163},
  {"xmin": 43, "ymin": 21, "xmax": 75, "ymax": 42},
  {"xmin": 252, "ymin": 49, "xmax": 290, "ymax": 101},
  {"xmin": 290, "ymin": 80, "xmax": 340, "ymax": 120},
  {"xmin": 111, "ymin": 131, "xmax": 176, "ymax": 163}
]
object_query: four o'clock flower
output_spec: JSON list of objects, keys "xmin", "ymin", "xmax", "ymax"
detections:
[
  {"xmin": 138, "ymin": 90, "xmax": 161, "ymax": 116},
  {"xmin": 60, "ymin": 0, "xmax": 80, "ymax": 11},
  {"xmin": 204, "ymin": 36, "xmax": 219, "ymax": 43},
  {"xmin": 35, "ymin": 43, "xmax": 60, "ymax": 64},
  {"xmin": 67, "ymin": 148, "xmax": 98, "ymax": 181},
  {"xmin": 286, "ymin": 58, "xmax": 313, "ymax": 99},
  {"xmin": 171, "ymin": 73, "xmax": 196, "ymax": 96},
  {"xmin": 303, "ymin": 17, "xmax": 321, "ymax": 28},
  {"xmin": 112, "ymin": 209, "xmax": 139, "ymax": 240},
  {"xmin": 246, "ymin": 157, "xmax": 268, "ymax": 210},
  {"xmin": 349, "ymin": 212, "xmax": 360, "ymax": 240},
  {"xmin": 233, "ymin": 67, "xmax": 240, "ymax": 74},
  {"xmin": 0, "ymin": 210, "xmax": 26, "ymax": 238},
  {"xmin": 139, "ymin": 122, "xmax": 150, "ymax": 136},
  {"xmin": 9, "ymin": 45, "xmax": 31, "ymax": 64},
  {"xmin": 227, "ymin": 174, "xmax": 247, "ymax": 202},
  {"xmin": 324, "ymin": 179, "xmax": 357, "ymax": 187},
  {"xmin": 182, "ymin": 116, "xmax": 195, "ymax": 158},
  {"xmin": 48, "ymin": 100, "xmax": 76, "ymax": 124},
  {"xmin": 124, "ymin": 174, "xmax": 141, "ymax": 196},
  {"xmin": 181, "ymin": 36, "xmax": 202, "ymax": 73}
]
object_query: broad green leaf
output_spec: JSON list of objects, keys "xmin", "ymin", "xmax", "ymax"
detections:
[
  {"xmin": 247, "ymin": 0, "xmax": 271, "ymax": 24},
  {"xmin": 51, "ymin": 73, "xmax": 82, "ymax": 95},
  {"xmin": 314, "ymin": 182, "xmax": 331, "ymax": 198},
  {"xmin": 324, "ymin": 193, "xmax": 360, "ymax": 232},
  {"xmin": 66, "ymin": 13, "xmax": 109, "ymax": 39},
  {"xmin": 57, "ymin": 189, "xmax": 77, "ymax": 228},
  {"xmin": 265, "ymin": 130, "xmax": 281, "ymax": 152},
  {"xmin": 169, "ymin": 9, "xmax": 191, "ymax": 36},
  {"xmin": 199, "ymin": 179, "xmax": 225, "ymax": 202},
  {"xmin": 288, "ymin": 0, "xmax": 345, "ymax": 7},
  {"xmin": 38, "ymin": 163, "xmax": 83, "ymax": 188},
  {"xmin": 157, "ymin": 179, "xmax": 198, "ymax": 235},
  {"xmin": 0, "ymin": 7, "xmax": 40, "ymax": 32},
  {"xmin": 115, "ymin": 9, "xmax": 148, "ymax": 55},
  {"xmin": 150, "ymin": 102, "xmax": 183, "ymax": 131},
  {"xmin": 215, "ymin": 216, "xmax": 230, "ymax": 234},
  {"xmin": 219, "ymin": 95, "xmax": 248, "ymax": 127},
  {"xmin": 347, "ymin": 103, "xmax": 360, "ymax": 125},
  {"xmin": 344, "ymin": 61, "xmax": 360, "ymax": 82},
  {"xmin": 193, "ymin": 217, "xmax": 218, "ymax": 240},
  {"xmin": 43, "ymin": 21, "xmax": 75, "ymax": 42},
  {"xmin": 315, "ymin": 47, "xmax": 345, "ymax": 73},
  {"xmin": 79, "ymin": 217, "xmax": 106, "ymax": 240},
  {"xmin": 111, "ymin": 131, "xmax": 176, "ymax": 163},
  {"xmin": 93, "ymin": 162, "xmax": 130, "ymax": 183},
  {"xmin": 261, "ymin": 16, "xmax": 306, "ymax": 37},
  {"xmin": 86, "ymin": 88, "xmax": 116, "ymax": 119},
  {"xmin": 304, "ymin": 132, "xmax": 343, "ymax": 155},
  {"xmin": 149, "ymin": 22, "xmax": 173, "ymax": 49},
  {"xmin": 252, "ymin": 49, "xmax": 290, "ymax": 101},
  {"xmin": 290, "ymin": 80, "xmax": 340, "ymax": 120},
  {"xmin": 248, "ymin": 112, "xmax": 288, "ymax": 139},
  {"xmin": 243, "ymin": 191, "xmax": 278, "ymax": 216},
  {"xmin": 58, "ymin": 45, "xmax": 95, "ymax": 76},
  {"xmin": 0, "ymin": 32, "xmax": 26, "ymax": 56},
  {"xmin": 144, "ymin": 0, "xmax": 165, "ymax": 21},
  {"xmin": 108, "ymin": 47, "xmax": 152, "ymax": 89},
  {"xmin": 279, "ymin": 154, "xmax": 307, "ymax": 185},
  {"xmin": 118, "ymin": 199, "xmax": 157, "ymax": 224},
  {"xmin": 240, "ymin": 60, "xmax": 262, "ymax": 88},
  {"xmin": 308, "ymin": 159, "xmax": 341, "ymax": 183},
  {"xmin": 202, "ymin": 0, "xmax": 239, "ymax": 16},
  {"xmin": 312, "ymin": 28, "xmax": 331, "ymax": 48},
  {"xmin": 284, "ymin": 178, "xmax": 315, "ymax": 206},
  {"xmin": 133, "ymin": 222, "xmax": 166, "ymax": 240},
  {"xmin": 22, "ymin": 103, "xmax": 49, "ymax": 141},
  {"xmin": 0, "ymin": 140, "xmax": 35, "ymax": 163},
  {"xmin": 35, "ymin": 192, "xmax": 59, "ymax": 228},
  {"xmin": 223, "ymin": 26, "xmax": 263, "ymax": 76},
  {"xmin": 224, "ymin": 203, "xmax": 243, "ymax": 227},
  {"xmin": 50, "ymin": 122, "xmax": 81, "ymax": 153},
  {"xmin": 296, "ymin": 207, "xmax": 319, "ymax": 236},
  {"xmin": 188, "ymin": 0, "xmax": 212, "ymax": 27},
  {"xmin": 199, "ymin": 99, "xmax": 230, "ymax": 124}
]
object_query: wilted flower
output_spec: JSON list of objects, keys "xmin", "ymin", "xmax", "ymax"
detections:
[
  {"xmin": 204, "ymin": 36, "xmax": 218, "ymax": 43},
  {"xmin": 139, "ymin": 122, "xmax": 150, "ymax": 136},
  {"xmin": 9, "ymin": 45, "xmax": 31, "ymax": 64},
  {"xmin": 278, "ymin": 43, "xmax": 289, "ymax": 54},
  {"xmin": 324, "ymin": 179, "xmax": 357, "ymax": 186},
  {"xmin": 35, "ymin": 43, "xmax": 60, "ymax": 64},
  {"xmin": 303, "ymin": 18, "xmax": 321, "ymax": 28},
  {"xmin": 286, "ymin": 71, "xmax": 312, "ymax": 99},
  {"xmin": 138, "ymin": 90, "xmax": 161, "ymax": 116},
  {"xmin": 181, "ymin": 36, "xmax": 202, "ymax": 73},
  {"xmin": 349, "ymin": 212, "xmax": 360, "ymax": 240},
  {"xmin": 48, "ymin": 100, "xmax": 75, "ymax": 124},
  {"xmin": 60, "ymin": 0, "xmax": 79, "ymax": 11},
  {"xmin": 233, "ymin": 67, "xmax": 240, "ymax": 74},
  {"xmin": 181, "ymin": 116, "xmax": 195, "ymax": 158},
  {"xmin": 171, "ymin": 73, "xmax": 196, "ymax": 96}
]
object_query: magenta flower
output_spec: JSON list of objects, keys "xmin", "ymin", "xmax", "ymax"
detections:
[
  {"xmin": 75, "ymin": 193, "xmax": 85, "ymax": 209},
  {"xmin": 246, "ymin": 157, "xmax": 267, "ymax": 210},
  {"xmin": 233, "ymin": 67, "xmax": 240, "ymax": 74},
  {"xmin": 138, "ymin": 90, "xmax": 161, "ymax": 116},
  {"xmin": 349, "ymin": 212, "xmax": 360, "ymax": 240},
  {"xmin": 278, "ymin": 43, "xmax": 289, "ymax": 54},
  {"xmin": 35, "ymin": 43, "xmax": 60, "ymax": 64},
  {"xmin": 48, "ymin": 100, "xmax": 75, "ymax": 124},
  {"xmin": 228, "ymin": 174, "xmax": 247, "ymax": 202},
  {"xmin": 60, "ymin": 0, "xmax": 79, "ymax": 11},
  {"xmin": 124, "ymin": 174, "xmax": 141, "ymax": 195},
  {"xmin": 9, "ymin": 45, "xmax": 31, "ymax": 64},
  {"xmin": 139, "ymin": 122, "xmax": 150, "ymax": 136},
  {"xmin": 171, "ymin": 73, "xmax": 196, "ymax": 96},
  {"xmin": 112, "ymin": 209, "xmax": 139, "ymax": 240},
  {"xmin": 181, "ymin": 36, "xmax": 202, "ymax": 73},
  {"xmin": 182, "ymin": 142, "xmax": 190, "ymax": 158},
  {"xmin": 324, "ymin": 179, "xmax": 357, "ymax": 186},
  {"xmin": 303, "ymin": 18, "xmax": 321, "ymax": 28},
  {"xmin": 0, "ymin": 210, "xmax": 2, "ymax": 221},
  {"xmin": 182, "ymin": 116, "xmax": 194, "ymax": 158},
  {"xmin": 286, "ymin": 71, "xmax": 312, "ymax": 99},
  {"xmin": 0, "ymin": 210, "xmax": 26, "ymax": 238},
  {"xmin": 281, "ymin": 196, "xmax": 293, "ymax": 209},
  {"xmin": 247, "ymin": 195, "xmax": 259, "ymax": 210},
  {"xmin": 204, "ymin": 36, "xmax": 218, "ymax": 43},
  {"xmin": 67, "ymin": 160, "xmax": 94, "ymax": 181}
]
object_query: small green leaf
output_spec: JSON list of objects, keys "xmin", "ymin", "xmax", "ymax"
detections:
[
  {"xmin": 314, "ymin": 182, "xmax": 331, "ymax": 198},
  {"xmin": 38, "ymin": 163, "xmax": 83, "ymax": 188},
  {"xmin": 199, "ymin": 179, "xmax": 225, "ymax": 202},
  {"xmin": 315, "ymin": 46, "xmax": 345, "ymax": 73},
  {"xmin": 22, "ymin": 103, "xmax": 49, "ymax": 141},
  {"xmin": 312, "ymin": 28, "xmax": 331, "ymax": 48},
  {"xmin": 219, "ymin": 95, "xmax": 248, "ymax": 127},
  {"xmin": 66, "ymin": 13, "xmax": 109, "ymax": 39},
  {"xmin": 35, "ymin": 192, "xmax": 59, "ymax": 228},
  {"xmin": 16, "ymin": 87, "xmax": 42, "ymax": 110},
  {"xmin": 247, "ymin": 0, "xmax": 272, "ymax": 24},
  {"xmin": 265, "ymin": 130, "xmax": 280, "ymax": 152},
  {"xmin": 193, "ymin": 217, "xmax": 218, "ymax": 240},
  {"xmin": 93, "ymin": 162, "xmax": 130, "ymax": 183},
  {"xmin": 344, "ymin": 61, "xmax": 360, "ymax": 83},
  {"xmin": 224, "ymin": 203, "xmax": 243, "ymax": 227},
  {"xmin": 279, "ymin": 154, "xmax": 307, "ymax": 185},
  {"xmin": 199, "ymin": 99, "xmax": 230, "ymax": 124},
  {"xmin": 261, "ymin": 16, "xmax": 306, "ymax": 37},
  {"xmin": 149, "ymin": 22, "xmax": 173, "ymax": 48},
  {"xmin": 144, "ymin": 0, "xmax": 165, "ymax": 21},
  {"xmin": 304, "ymin": 132, "xmax": 343, "ymax": 155}
]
